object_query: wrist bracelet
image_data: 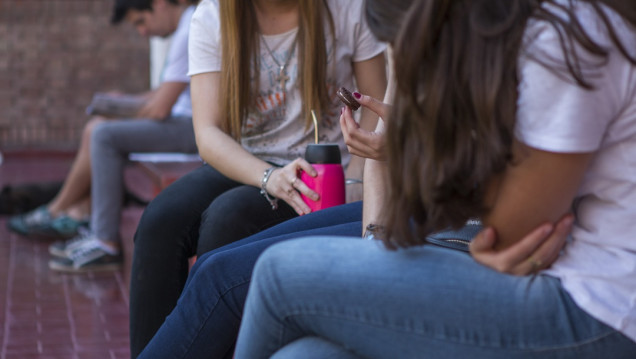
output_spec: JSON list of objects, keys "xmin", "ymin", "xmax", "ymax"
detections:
[
  {"xmin": 363, "ymin": 223, "xmax": 385, "ymax": 240},
  {"xmin": 345, "ymin": 178, "xmax": 363, "ymax": 185},
  {"xmin": 260, "ymin": 167, "xmax": 279, "ymax": 210}
]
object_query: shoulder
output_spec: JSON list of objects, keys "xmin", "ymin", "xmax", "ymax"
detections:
[
  {"xmin": 192, "ymin": 0, "xmax": 220, "ymax": 27},
  {"xmin": 524, "ymin": 0, "xmax": 636, "ymax": 58},
  {"xmin": 190, "ymin": 0, "xmax": 221, "ymax": 43},
  {"xmin": 326, "ymin": 0, "xmax": 366, "ymax": 27}
]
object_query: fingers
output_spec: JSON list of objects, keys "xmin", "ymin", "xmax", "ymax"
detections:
[
  {"xmin": 521, "ymin": 214, "xmax": 574, "ymax": 273},
  {"xmin": 266, "ymin": 159, "xmax": 320, "ymax": 216},
  {"xmin": 339, "ymin": 106, "xmax": 386, "ymax": 160},
  {"xmin": 469, "ymin": 227, "xmax": 497, "ymax": 253},
  {"xmin": 470, "ymin": 215, "xmax": 574, "ymax": 276},
  {"xmin": 353, "ymin": 91, "xmax": 390, "ymax": 119}
]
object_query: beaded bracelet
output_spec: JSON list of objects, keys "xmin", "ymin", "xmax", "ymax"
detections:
[{"xmin": 260, "ymin": 166, "xmax": 279, "ymax": 210}]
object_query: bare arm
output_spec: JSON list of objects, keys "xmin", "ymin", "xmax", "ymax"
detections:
[
  {"xmin": 190, "ymin": 72, "xmax": 318, "ymax": 215},
  {"xmin": 136, "ymin": 81, "xmax": 188, "ymax": 120},
  {"xmin": 483, "ymin": 141, "xmax": 593, "ymax": 249},
  {"xmin": 346, "ymin": 53, "xmax": 387, "ymax": 202}
]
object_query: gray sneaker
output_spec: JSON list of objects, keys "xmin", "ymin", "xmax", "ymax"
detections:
[
  {"xmin": 48, "ymin": 237, "xmax": 122, "ymax": 273},
  {"xmin": 49, "ymin": 228, "xmax": 94, "ymax": 258}
]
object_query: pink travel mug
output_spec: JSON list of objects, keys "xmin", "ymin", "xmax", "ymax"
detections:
[{"xmin": 299, "ymin": 144, "xmax": 345, "ymax": 212}]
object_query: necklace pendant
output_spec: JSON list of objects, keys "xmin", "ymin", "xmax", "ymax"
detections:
[{"xmin": 278, "ymin": 65, "xmax": 290, "ymax": 90}]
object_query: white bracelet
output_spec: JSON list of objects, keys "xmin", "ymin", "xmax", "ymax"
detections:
[
  {"xmin": 260, "ymin": 167, "xmax": 279, "ymax": 210},
  {"xmin": 345, "ymin": 178, "xmax": 363, "ymax": 185}
]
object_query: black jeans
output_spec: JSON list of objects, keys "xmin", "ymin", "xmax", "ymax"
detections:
[{"xmin": 129, "ymin": 164, "xmax": 297, "ymax": 358}]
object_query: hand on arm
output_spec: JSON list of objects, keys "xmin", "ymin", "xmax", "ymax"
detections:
[
  {"xmin": 482, "ymin": 141, "xmax": 592, "ymax": 249},
  {"xmin": 470, "ymin": 213, "xmax": 574, "ymax": 275},
  {"xmin": 135, "ymin": 82, "xmax": 187, "ymax": 120}
]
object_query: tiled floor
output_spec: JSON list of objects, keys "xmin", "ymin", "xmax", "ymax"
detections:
[{"xmin": 0, "ymin": 153, "xmax": 152, "ymax": 359}]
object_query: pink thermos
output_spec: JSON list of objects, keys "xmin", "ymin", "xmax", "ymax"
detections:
[{"xmin": 300, "ymin": 144, "xmax": 345, "ymax": 212}]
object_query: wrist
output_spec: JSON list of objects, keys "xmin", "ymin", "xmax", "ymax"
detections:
[
  {"xmin": 260, "ymin": 166, "xmax": 279, "ymax": 210},
  {"xmin": 363, "ymin": 223, "xmax": 385, "ymax": 240}
]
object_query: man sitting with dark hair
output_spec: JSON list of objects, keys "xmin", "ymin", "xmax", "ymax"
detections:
[{"xmin": 8, "ymin": 0, "xmax": 200, "ymax": 273}]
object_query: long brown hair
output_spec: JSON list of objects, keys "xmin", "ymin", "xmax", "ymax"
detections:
[
  {"xmin": 383, "ymin": 0, "xmax": 636, "ymax": 248},
  {"xmin": 219, "ymin": 0, "xmax": 335, "ymax": 140}
]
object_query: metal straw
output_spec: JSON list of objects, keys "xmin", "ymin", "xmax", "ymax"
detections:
[{"xmin": 311, "ymin": 110, "xmax": 319, "ymax": 144}]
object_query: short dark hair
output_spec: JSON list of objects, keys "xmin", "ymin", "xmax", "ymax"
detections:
[{"xmin": 110, "ymin": 0, "xmax": 185, "ymax": 24}]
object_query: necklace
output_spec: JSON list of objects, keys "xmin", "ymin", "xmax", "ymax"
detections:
[{"xmin": 261, "ymin": 33, "xmax": 298, "ymax": 92}]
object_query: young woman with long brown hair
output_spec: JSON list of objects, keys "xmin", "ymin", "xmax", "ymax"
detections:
[
  {"xmin": 129, "ymin": 0, "xmax": 387, "ymax": 356},
  {"xmin": 233, "ymin": 0, "xmax": 636, "ymax": 357}
]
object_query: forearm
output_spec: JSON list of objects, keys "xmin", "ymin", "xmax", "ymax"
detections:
[
  {"xmin": 482, "ymin": 142, "xmax": 592, "ymax": 249},
  {"xmin": 136, "ymin": 82, "xmax": 187, "ymax": 120},
  {"xmin": 196, "ymin": 127, "xmax": 270, "ymax": 187},
  {"xmin": 362, "ymin": 158, "xmax": 388, "ymax": 234}
]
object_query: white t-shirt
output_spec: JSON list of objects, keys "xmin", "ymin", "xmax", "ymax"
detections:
[
  {"xmin": 163, "ymin": 5, "xmax": 195, "ymax": 118},
  {"xmin": 516, "ymin": 1, "xmax": 636, "ymax": 341},
  {"xmin": 188, "ymin": 0, "xmax": 386, "ymax": 166}
]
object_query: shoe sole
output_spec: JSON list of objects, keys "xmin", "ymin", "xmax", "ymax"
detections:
[
  {"xmin": 49, "ymin": 247, "xmax": 67, "ymax": 258},
  {"xmin": 48, "ymin": 261, "xmax": 122, "ymax": 273}
]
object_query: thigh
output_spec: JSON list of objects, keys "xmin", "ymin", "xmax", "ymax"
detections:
[
  {"xmin": 140, "ymin": 222, "xmax": 364, "ymax": 359},
  {"xmin": 239, "ymin": 237, "xmax": 635, "ymax": 359},
  {"xmin": 197, "ymin": 185, "xmax": 298, "ymax": 255},
  {"xmin": 92, "ymin": 116, "xmax": 197, "ymax": 154},
  {"xmin": 193, "ymin": 201, "xmax": 363, "ymax": 261},
  {"xmin": 135, "ymin": 164, "xmax": 240, "ymax": 255}
]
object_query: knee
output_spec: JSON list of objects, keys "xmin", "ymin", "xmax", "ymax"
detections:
[
  {"xmin": 134, "ymin": 198, "xmax": 176, "ymax": 244},
  {"xmin": 90, "ymin": 121, "xmax": 115, "ymax": 149},
  {"xmin": 81, "ymin": 117, "xmax": 106, "ymax": 146},
  {"xmin": 201, "ymin": 195, "xmax": 253, "ymax": 232}
]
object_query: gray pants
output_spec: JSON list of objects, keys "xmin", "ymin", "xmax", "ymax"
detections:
[{"xmin": 90, "ymin": 116, "xmax": 197, "ymax": 243}]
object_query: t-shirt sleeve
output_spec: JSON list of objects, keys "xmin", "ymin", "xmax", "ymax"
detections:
[
  {"xmin": 161, "ymin": 8, "xmax": 192, "ymax": 83},
  {"xmin": 187, "ymin": 0, "xmax": 222, "ymax": 76},
  {"xmin": 515, "ymin": 21, "xmax": 623, "ymax": 153},
  {"xmin": 349, "ymin": 1, "xmax": 386, "ymax": 62}
]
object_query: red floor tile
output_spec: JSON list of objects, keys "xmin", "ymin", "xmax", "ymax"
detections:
[{"xmin": 0, "ymin": 153, "xmax": 150, "ymax": 359}]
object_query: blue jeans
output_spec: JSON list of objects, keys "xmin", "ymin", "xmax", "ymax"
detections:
[
  {"xmin": 235, "ymin": 237, "xmax": 636, "ymax": 359},
  {"xmin": 130, "ymin": 164, "xmax": 300, "ymax": 358},
  {"xmin": 136, "ymin": 202, "xmax": 363, "ymax": 359}
]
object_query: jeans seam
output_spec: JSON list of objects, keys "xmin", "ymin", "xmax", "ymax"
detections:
[
  {"xmin": 180, "ymin": 278, "xmax": 252, "ymax": 358},
  {"xmin": 281, "ymin": 310, "xmax": 622, "ymax": 353}
]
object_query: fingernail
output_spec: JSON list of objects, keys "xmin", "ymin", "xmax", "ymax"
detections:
[
  {"xmin": 562, "ymin": 216, "xmax": 574, "ymax": 228},
  {"xmin": 353, "ymin": 92, "xmax": 361, "ymax": 99}
]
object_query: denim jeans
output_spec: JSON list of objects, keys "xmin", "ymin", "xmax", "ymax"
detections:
[
  {"xmin": 129, "ymin": 164, "xmax": 304, "ymax": 358},
  {"xmin": 134, "ymin": 201, "xmax": 363, "ymax": 358},
  {"xmin": 235, "ymin": 236, "xmax": 636, "ymax": 359}
]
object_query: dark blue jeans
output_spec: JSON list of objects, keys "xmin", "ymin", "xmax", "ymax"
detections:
[
  {"xmin": 130, "ymin": 164, "xmax": 301, "ymax": 358},
  {"xmin": 135, "ymin": 199, "xmax": 363, "ymax": 359}
]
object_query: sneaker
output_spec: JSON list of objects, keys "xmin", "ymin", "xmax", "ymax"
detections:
[
  {"xmin": 49, "ymin": 228, "xmax": 93, "ymax": 258},
  {"xmin": 48, "ymin": 237, "xmax": 122, "ymax": 273},
  {"xmin": 8, "ymin": 206, "xmax": 52, "ymax": 236},
  {"xmin": 7, "ymin": 206, "xmax": 88, "ymax": 238}
]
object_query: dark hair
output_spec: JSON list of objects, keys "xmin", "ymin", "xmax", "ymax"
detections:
[
  {"xmin": 111, "ymin": 0, "xmax": 198, "ymax": 24},
  {"xmin": 383, "ymin": 0, "xmax": 636, "ymax": 249},
  {"xmin": 364, "ymin": 0, "xmax": 416, "ymax": 43}
]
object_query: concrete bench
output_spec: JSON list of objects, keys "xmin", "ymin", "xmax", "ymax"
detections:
[{"xmin": 128, "ymin": 153, "xmax": 202, "ymax": 198}]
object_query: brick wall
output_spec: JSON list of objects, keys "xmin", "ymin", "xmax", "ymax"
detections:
[{"xmin": 0, "ymin": 0, "xmax": 150, "ymax": 150}]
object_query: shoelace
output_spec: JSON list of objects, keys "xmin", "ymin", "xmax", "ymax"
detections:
[
  {"xmin": 69, "ymin": 240, "xmax": 103, "ymax": 261},
  {"xmin": 63, "ymin": 232, "xmax": 94, "ymax": 251}
]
